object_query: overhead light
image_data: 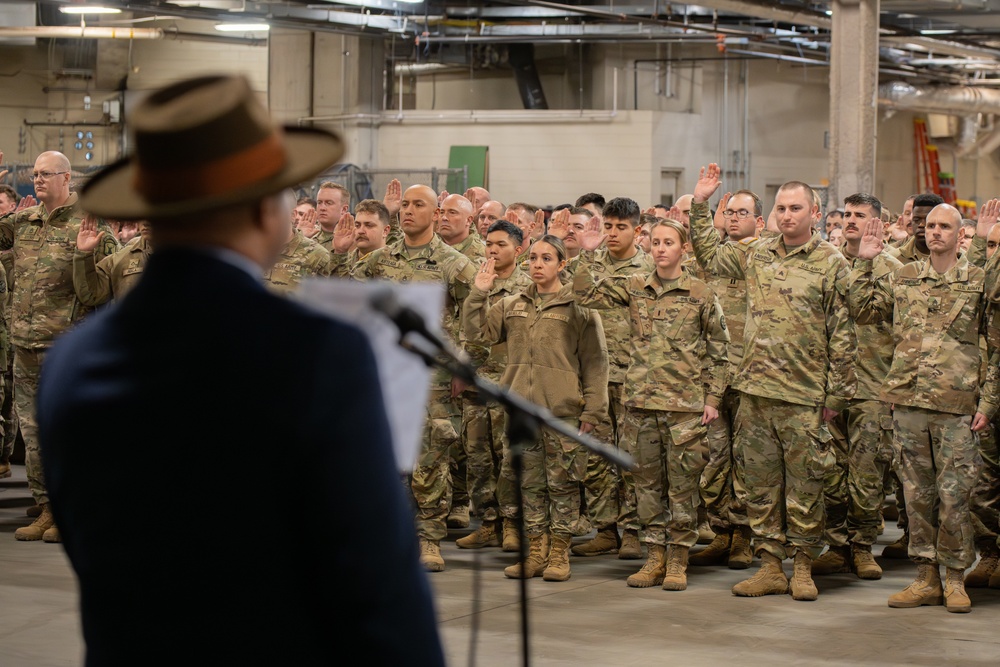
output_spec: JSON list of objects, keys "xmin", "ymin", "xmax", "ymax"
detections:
[
  {"xmin": 921, "ymin": 29, "xmax": 957, "ymax": 36},
  {"xmin": 214, "ymin": 22, "xmax": 270, "ymax": 32},
  {"xmin": 59, "ymin": 5, "xmax": 122, "ymax": 14}
]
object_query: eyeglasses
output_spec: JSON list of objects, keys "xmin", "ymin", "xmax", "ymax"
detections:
[
  {"xmin": 32, "ymin": 171, "xmax": 68, "ymax": 181},
  {"xmin": 722, "ymin": 208, "xmax": 754, "ymax": 220}
]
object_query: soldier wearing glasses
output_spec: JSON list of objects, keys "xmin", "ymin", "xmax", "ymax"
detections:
[{"xmin": 0, "ymin": 151, "xmax": 118, "ymax": 543}]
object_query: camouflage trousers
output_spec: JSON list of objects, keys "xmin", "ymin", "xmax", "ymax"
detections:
[
  {"xmin": 520, "ymin": 424, "xmax": 587, "ymax": 538},
  {"xmin": 971, "ymin": 421, "xmax": 1000, "ymax": 555},
  {"xmin": 451, "ymin": 394, "xmax": 470, "ymax": 511},
  {"xmin": 0, "ymin": 348, "xmax": 16, "ymax": 464},
  {"xmin": 13, "ymin": 347, "xmax": 45, "ymax": 504},
  {"xmin": 582, "ymin": 382, "xmax": 636, "ymax": 530},
  {"xmin": 893, "ymin": 406, "xmax": 981, "ymax": 569},
  {"xmin": 737, "ymin": 394, "xmax": 834, "ymax": 560},
  {"xmin": 462, "ymin": 398, "xmax": 518, "ymax": 522},
  {"xmin": 822, "ymin": 400, "xmax": 894, "ymax": 547},
  {"xmin": 412, "ymin": 387, "xmax": 463, "ymax": 541},
  {"xmin": 699, "ymin": 388, "xmax": 747, "ymax": 533},
  {"xmin": 622, "ymin": 407, "xmax": 708, "ymax": 547}
]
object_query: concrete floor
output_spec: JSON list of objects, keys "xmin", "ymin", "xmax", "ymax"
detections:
[{"xmin": 3, "ymin": 463, "xmax": 1000, "ymax": 667}]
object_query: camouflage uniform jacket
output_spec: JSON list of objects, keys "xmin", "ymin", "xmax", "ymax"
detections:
[
  {"xmin": 463, "ymin": 282, "xmax": 609, "ymax": 425},
  {"xmin": 886, "ymin": 235, "xmax": 928, "ymax": 265},
  {"xmin": 264, "ymin": 230, "xmax": 333, "ymax": 295},
  {"xmin": 471, "ymin": 267, "xmax": 533, "ymax": 382},
  {"xmin": 329, "ymin": 247, "xmax": 361, "ymax": 278},
  {"xmin": 568, "ymin": 247, "xmax": 653, "ymax": 384},
  {"xmin": 849, "ymin": 254, "xmax": 999, "ymax": 418},
  {"xmin": 573, "ymin": 265, "xmax": 729, "ymax": 413},
  {"xmin": 689, "ymin": 200, "xmax": 857, "ymax": 411},
  {"xmin": 450, "ymin": 233, "xmax": 486, "ymax": 262},
  {"xmin": 74, "ymin": 234, "xmax": 153, "ymax": 306},
  {"xmin": 684, "ymin": 247, "xmax": 750, "ymax": 378},
  {"xmin": 0, "ymin": 193, "xmax": 119, "ymax": 349},
  {"xmin": 841, "ymin": 249, "xmax": 904, "ymax": 402},
  {"xmin": 311, "ymin": 228, "xmax": 334, "ymax": 250},
  {"xmin": 353, "ymin": 234, "xmax": 478, "ymax": 384}
]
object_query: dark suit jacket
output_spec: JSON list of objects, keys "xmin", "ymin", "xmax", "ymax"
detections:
[{"xmin": 39, "ymin": 247, "xmax": 445, "ymax": 666}]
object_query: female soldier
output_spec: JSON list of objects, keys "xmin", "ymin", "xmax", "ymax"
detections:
[
  {"xmin": 463, "ymin": 235, "xmax": 608, "ymax": 582},
  {"xmin": 572, "ymin": 218, "xmax": 729, "ymax": 591}
]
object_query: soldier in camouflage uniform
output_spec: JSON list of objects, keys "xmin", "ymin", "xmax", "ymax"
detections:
[
  {"xmin": 688, "ymin": 164, "xmax": 857, "ymax": 602},
  {"xmin": 455, "ymin": 220, "xmax": 532, "ymax": 551},
  {"xmin": 351, "ymin": 184, "xmax": 477, "ymax": 573},
  {"xmin": 851, "ymin": 205, "xmax": 999, "ymax": 613},
  {"xmin": 813, "ymin": 194, "xmax": 903, "ymax": 582},
  {"xmin": 437, "ymin": 193, "xmax": 486, "ymax": 530},
  {"xmin": 558, "ymin": 198, "xmax": 653, "ymax": 561},
  {"xmin": 464, "ymin": 235, "xmax": 608, "ymax": 582},
  {"xmin": 74, "ymin": 219, "xmax": 153, "ymax": 305},
  {"xmin": 573, "ymin": 218, "xmax": 728, "ymax": 591},
  {"xmin": 0, "ymin": 184, "xmax": 18, "ymax": 480},
  {"xmin": 2, "ymin": 151, "xmax": 119, "ymax": 542},
  {"xmin": 327, "ymin": 199, "xmax": 389, "ymax": 278},
  {"xmin": 688, "ymin": 190, "xmax": 762, "ymax": 571},
  {"xmin": 262, "ymin": 223, "xmax": 332, "ymax": 295},
  {"xmin": 310, "ymin": 181, "xmax": 350, "ymax": 249}
]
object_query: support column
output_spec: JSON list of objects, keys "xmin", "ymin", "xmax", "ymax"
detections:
[
  {"xmin": 829, "ymin": 0, "xmax": 880, "ymax": 207},
  {"xmin": 268, "ymin": 28, "xmax": 314, "ymax": 125}
]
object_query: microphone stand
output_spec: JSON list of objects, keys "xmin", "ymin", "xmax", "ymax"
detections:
[{"xmin": 389, "ymin": 324, "xmax": 634, "ymax": 667}]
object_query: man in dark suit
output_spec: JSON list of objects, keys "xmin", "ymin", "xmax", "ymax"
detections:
[{"xmin": 37, "ymin": 75, "xmax": 445, "ymax": 666}]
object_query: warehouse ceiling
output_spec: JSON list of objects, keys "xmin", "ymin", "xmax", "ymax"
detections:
[{"xmin": 4, "ymin": 0, "xmax": 1000, "ymax": 85}]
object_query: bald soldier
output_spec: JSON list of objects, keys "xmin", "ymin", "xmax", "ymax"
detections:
[
  {"xmin": 351, "ymin": 184, "xmax": 477, "ymax": 572},
  {"xmin": 851, "ymin": 204, "xmax": 999, "ymax": 613},
  {"xmin": 2, "ymin": 151, "xmax": 119, "ymax": 542}
]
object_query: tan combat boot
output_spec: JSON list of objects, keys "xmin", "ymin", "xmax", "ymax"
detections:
[
  {"xmin": 790, "ymin": 551, "xmax": 819, "ymax": 601},
  {"xmin": 728, "ymin": 525, "xmax": 754, "ymax": 570},
  {"xmin": 419, "ymin": 538, "xmax": 445, "ymax": 572},
  {"xmin": 626, "ymin": 545, "xmax": 666, "ymax": 588},
  {"xmin": 447, "ymin": 503, "xmax": 470, "ymax": 529},
  {"xmin": 944, "ymin": 568, "xmax": 972, "ymax": 613},
  {"xmin": 14, "ymin": 503, "xmax": 54, "ymax": 542},
  {"xmin": 888, "ymin": 564, "xmax": 943, "ymax": 608},
  {"xmin": 811, "ymin": 545, "xmax": 852, "ymax": 575},
  {"xmin": 571, "ymin": 524, "xmax": 620, "ymax": 557},
  {"xmin": 0, "ymin": 460, "xmax": 10, "ymax": 479},
  {"xmin": 543, "ymin": 534, "xmax": 573, "ymax": 582},
  {"xmin": 569, "ymin": 514, "xmax": 593, "ymax": 537},
  {"xmin": 852, "ymin": 543, "xmax": 882, "ymax": 580},
  {"xmin": 502, "ymin": 518, "xmax": 521, "ymax": 553},
  {"xmin": 964, "ymin": 549, "xmax": 999, "ymax": 588},
  {"xmin": 504, "ymin": 534, "xmax": 550, "ymax": 579},
  {"xmin": 618, "ymin": 529, "xmax": 643, "ymax": 560},
  {"xmin": 42, "ymin": 525, "xmax": 61, "ymax": 543},
  {"xmin": 697, "ymin": 520, "xmax": 715, "ymax": 545},
  {"xmin": 881, "ymin": 531, "xmax": 909, "ymax": 559},
  {"xmin": 732, "ymin": 551, "xmax": 789, "ymax": 597},
  {"xmin": 662, "ymin": 545, "xmax": 690, "ymax": 591},
  {"xmin": 688, "ymin": 531, "xmax": 731, "ymax": 567},
  {"xmin": 456, "ymin": 520, "xmax": 500, "ymax": 549}
]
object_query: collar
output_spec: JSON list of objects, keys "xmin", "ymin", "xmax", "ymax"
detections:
[{"xmin": 916, "ymin": 254, "xmax": 969, "ymax": 284}]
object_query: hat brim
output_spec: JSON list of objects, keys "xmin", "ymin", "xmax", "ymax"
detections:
[{"xmin": 79, "ymin": 126, "xmax": 344, "ymax": 221}]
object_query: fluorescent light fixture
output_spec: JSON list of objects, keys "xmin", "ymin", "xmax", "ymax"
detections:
[
  {"xmin": 59, "ymin": 5, "xmax": 122, "ymax": 13},
  {"xmin": 214, "ymin": 22, "xmax": 270, "ymax": 31},
  {"xmin": 920, "ymin": 29, "xmax": 957, "ymax": 35}
]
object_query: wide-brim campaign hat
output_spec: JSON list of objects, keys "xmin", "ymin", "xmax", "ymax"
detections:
[{"xmin": 80, "ymin": 74, "xmax": 344, "ymax": 220}]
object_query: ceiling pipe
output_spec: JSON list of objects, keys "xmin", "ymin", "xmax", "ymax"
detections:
[
  {"xmin": 0, "ymin": 26, "xmax": 164, "ymax": 39},
  {"xmin": 878, "ymin": 81, "xmax": 1000, "ymax": 115}
]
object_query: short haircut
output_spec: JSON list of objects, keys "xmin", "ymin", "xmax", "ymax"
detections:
[
  {"xmin": 843, "ymin": 192, "xmax": 882, "ymax": 218},
  {"xmin": 602, "ymin": 197, "xmax": 641, "ymax": 226},
  {"xmin": 0, "ymin": 184, "xmax": 18, "ymax": 204},
  {"xmin": 962, "ymin": 218, "xmax": 977, "ymax": 230},
  {"xmin": 651, "ymin": 218, "xmax": 689, "ymax": 245},
  {"xmin": 296, "ymin": 197, "xmax": 316, "ymax": 207},
  {"xmin": 318, "ymin": 181, "xmax": 351, "ymax": 206},
  {"xmin": 354, "ymin": 198, "xmax": 390, "ymax": 226},
  {"xmin": 552, "ymin": 203, "xmax": 572, "ymax": 212},
  {"xmin": 486, "ymin": 219, "xmax": 524, "ymax": 246},
  {"xmin": 913, "ymin": 193, "xmax": 945, "ymax": 209},
  {"xmin": 653, "ymin": 203, "xmax": 670, "ymax": 213},
  {"xmin": 508, "ymin": 201, "xmax": 538, "ymax": 216},
  {"xmin": 575, "ymin": 192, "xmax": 606, "ymax": 209},
  {"xmin": 730, "ymin": 189, "xmax": 763, "ymax": 217},
  {"xmin": 639, "ymin": 212, "xmax": 659, "ymax": 227},
  {"xmin": 778, "ymin": 180, "xmax": 817, "ymax": 204},
  {"xmin": 533, "ymin": 234, "xmax": 568, "ymax": 262},
  {"xmin": 569, "ymin": 206, "xmax": 593, "ymax": 218}
]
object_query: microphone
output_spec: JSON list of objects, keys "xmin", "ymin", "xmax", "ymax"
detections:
[{"xmin": 369, "ymin": 286, "xmax": 438, "ymax": 342}]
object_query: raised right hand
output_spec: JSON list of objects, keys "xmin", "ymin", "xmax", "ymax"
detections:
[
  {"xmin": 76, "ymin": 215, "xmax": 105, "ymax": 252},
  {"xmin": 976, "ymin": 199, "xmax": 999, "ymax": 239},
  {"xmin": 857, "ymin": 217, "xmax": 883, "ymax": 260},
  {"xmin": 475, "ymin": 257, "xmax": 498, "ymax": 291},
  {"xmin": 333, "ymin": 212, "xmax": 356, "ymax": 253},
  {"xmin": 547, "ymin": 208, "xmax": 570, "ymax": 239},
  {"xmin": 578, "ymin": 215, "xmax": 608, "ymax": 252},
  {"xmin": 692, "ymin": 163, "xmax": 722, "ymax": 204},
  {"xmin": 383, "ymin": 179, "xmax": 402, "ymax": 216}
]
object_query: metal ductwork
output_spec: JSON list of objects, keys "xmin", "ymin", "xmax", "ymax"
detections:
[
  {"xmin": 878, "ymin": 82, "xmax": 1000, "ymax": 115},
  {"xmin": 507, "ymin": 43, "xmax": 548, "ymax": 110}
]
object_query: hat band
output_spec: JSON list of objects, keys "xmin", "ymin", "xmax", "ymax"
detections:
[{"xmin": 133, "ymin": 131, "xmax": 288, "ymax": 204}]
